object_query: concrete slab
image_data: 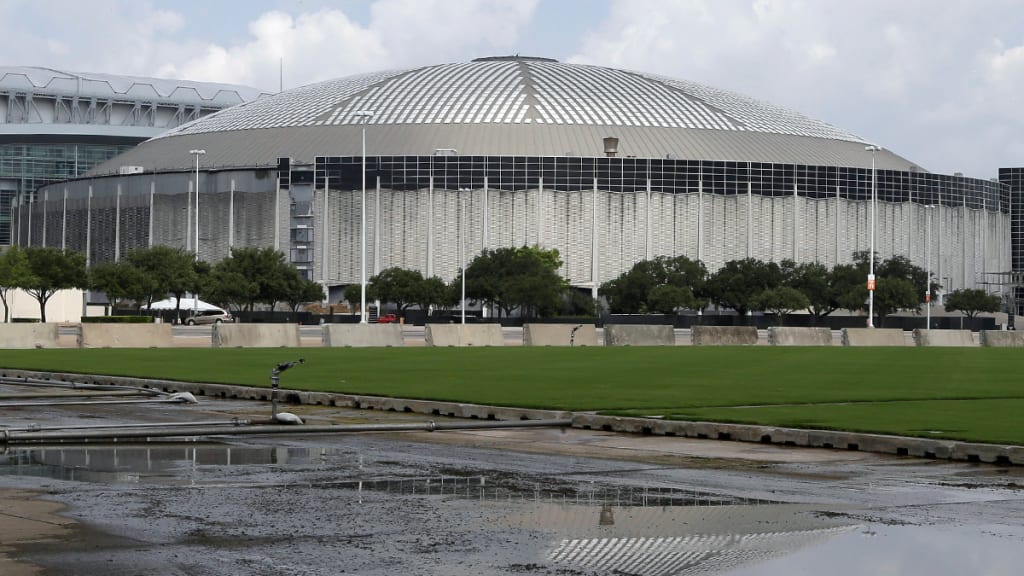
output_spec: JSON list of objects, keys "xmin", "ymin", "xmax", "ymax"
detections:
[
  {"xmin": 692, "ymin": 326, "xmax": 759, "ymax": 346},
  {"xmin": 0, "ymin": 323, "xmax": 60, "ymax": 349},
  {"xmin": 979, "ymin": 331, "xmax": 1024, "ymax": 347},
  {"xmin": 78, "ymin": 323, "xmax": 173, "ymax": 348},
  {"xmin": 212, "ymin": 324, "xmax": 301, "ymax": 348},
  {"xmin": 767, "ymin": 327, "xmax": 832, "ymax": 346},
  {"xmin": 523, "ymin": 323, "xmax": 599, "ymax": 346},
  {"xmin": 841, "ymin": 328, "xmax": 906, "ymax": 346},
  {"xmin": 604, "ymin": 324, "xmax": 675, "ymax": 346},
  {"xmin": 425, "ymin": 324, "xmax": 504, "ymax": 347},
  {"xmin": 913, "ymin": 329, "xmax": 976, "ymax": 347},
  {"xmin": 322, "ymin": 324, "xmax": 403, "ymax": 347}
]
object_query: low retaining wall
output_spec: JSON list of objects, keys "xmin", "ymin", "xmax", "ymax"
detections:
[
  {"xmin": 78, "ymin": 323, "xmax": 173, "ymax": 348},
  {"xmin": 692, "ymin": 325, "xmax": 758, "ymax": 346},
  {"xmin": 212, "ymin": 323, "xmax": 301, "ymax": 348},
  {"xmin": 523, "ymin": 323, "xmax": 599, "ymax": 346},
  {"xmin": 322, "ymin": 324, "xmax": 403, "ymax": 347},
  {"xmin": 0, "ymin": 323, "xmax": 60, "ymax": 349},
  {"xmin": 604, "ymin": 324, "xmax": 674, "ymax": 346},
  {"xmin": 979, "ymin": 331, "xmax": 1024, "ymax": 347},
  {"xmin": 913, "ymin": 329, "xmax": 976, "ymax": 347},
  {"xmin": 842, "ymin": 328, "xmax": 905, "ymax": 346},
  {"xmin": 425, "ymin": 324, "xmax": 504, "ymax": 347},
  {"xmin": 767, "ymin": 327, "xmax": 832, "ymax": 346}
]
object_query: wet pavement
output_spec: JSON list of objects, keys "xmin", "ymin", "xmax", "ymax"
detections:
[{"xmin": 1, "ymin": 383, "xmax": 1022, "ymax": 575}]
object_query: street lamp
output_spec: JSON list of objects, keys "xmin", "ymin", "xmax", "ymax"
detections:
[
  {"xmin": 925, "ymin": 205, "xmax": 936, "ymax": 330},
  {"xmin": 354, "ymin": 111, "xmax": 374, "ymax": 323},
  {"xmin": 189, "ymin": 149, "xmax": 206, "ymax": 318},
  {"xmin": 865, "ymin": 145, "xmax": 881, "ymax": 328}
]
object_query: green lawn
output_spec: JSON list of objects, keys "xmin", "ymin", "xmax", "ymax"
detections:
[{"xmin": 2, "ymin": 347, "xmax": 1022, "ymax": 444}]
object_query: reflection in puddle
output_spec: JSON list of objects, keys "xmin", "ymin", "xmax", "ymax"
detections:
[
  {"xmin": 0, "ymin": 445, "xmax": 330, "ymax": 484},
  {"xmin": 506, "ymin": 503, "xmax": 859, "ymax": 576}
]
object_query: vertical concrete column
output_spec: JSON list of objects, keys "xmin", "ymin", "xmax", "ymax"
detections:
[
  {"xmin": 746, "ymin": 181, "xmax": 752, "ymax": 259},
  {"xmin": 61, "ymin": 187, "xmax": 68, "ymax": 251},
  {"xmin": 793, "ymin": 182, "xmax": 799, "ymax": 262},
  {"xmin": 646, "ymin": 178, "xmax": 652, "ymax": 261},
  {"xmin": 962, "ymin": 196, "xmax": 968, "ymax": 289},
  {"xmin": 41, "ymin": 190, "xmax": 48, "ymax": 247},
  {"xmin": 374, "ymin": 175, "xmax": 381, "ymax": 277},
  {"xmin": 274, "ymin": 178, "xmax": 281, "ymax": 252},
  {"xmin": 321, "ymin": 175, "xmax": 330, "ymax": 284},
  {"xmin": 482, "ymin": 175, "xmax": 489, "ymax": 251},
  {"xmin": 591, "ymin": 177, "xmax": 599, "ymax": 300},
  {"xmin": 85, "ymin": 186, "xmax": 92, "ymax": 267},
  {"xmin": 537, "ymin": 176, "xmax": 544, "ymax": 246},
  {"xmin": 115, "ymin": 184, "xmax": 121, "ymax": 262},
  {"xmin": 148, "ymin": 181, "xmax": 155, "ymax": 248},
  {"xmin": 26, "ymin": 193, "xmax": 32, "ymax": 246},
  {"xmin": 427, "ymin": 176, "xmax": 434, "ymax": 278},
  {"xmin": 697, "ymin": 179, "xmax": 704, "ymax": 264},
  {"xmin": 229, "ymin": 178, "xmax": 236, "ymax": 250},
  {"xmin": 835, "ymin": 185, "xmax": 841, "ymax": 266}
]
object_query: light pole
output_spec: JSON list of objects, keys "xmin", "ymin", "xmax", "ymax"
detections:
[
  {"xmin": 354, "ymin": 111, "xmax": 374, "ymax": 323},
  {"xmin": 459, "ymin": 189, "xmax": 468, "ymax": 325},
  {"xmin": 189, "ymin": 149, "xmax": 205, "ymax": 317},
  {"xmin": 925, "ymin": 204, "xmax": 936, "ymax": 330},
  {"xmin": 865, "ymin": 145, "xmax": 881, "ymax": 327}
]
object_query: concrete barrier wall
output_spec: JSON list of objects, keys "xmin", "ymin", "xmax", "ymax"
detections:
[
  {"xmin": 913, "ymin": 329, "xmax": 976, "ymax": 347},
  {"xmin": 841, "ymin": 328, "xmax": 906, "ymax": 346},
  {"xmin": 0, "ymin": 323, "xmax": 61, "ymax": 349},
  {"xmin": 78, "ymin": 323, "xmax": 174, "ymax": 348},
  {"xmin": 523, "ymin": 323, "xmax": 599, "ymax": 346},
  {"xmin": 322, "ymin": 324, "xmax": 403, "ymax": 347},
  {"xmin": 767, "ymin": 327, "xmax": 832, "ymax": 346},
  {"xmin": 692, "ymin": 325, "xmax": 759, "ymax": 346},
  {"xmin": 212, "ymin": 324, "xmax": 300, "ymax": 348},
  {"xmin": 979, "ymin": 330, "xmax": 1024, "ymax": 347},
  {"xmin": 425, "ymin": 324, "xmax": 504, "ymax": 347},
  {"xmin": 604, "ymin": 324, "xmax": 674, "ymax": 346}
]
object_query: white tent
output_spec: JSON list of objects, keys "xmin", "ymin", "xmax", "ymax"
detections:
[{"xmin": 141, "ymin": 297, "xmax": 223, "ymax": 312}]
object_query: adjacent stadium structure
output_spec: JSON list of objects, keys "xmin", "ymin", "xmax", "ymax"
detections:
[
  {"xmin": 14, "ymin": 56, "xmax": 1018, "ymax": 305},
  {"xmin": 0, "ymin": 66, "xmax": 269, "ymax": 245}
]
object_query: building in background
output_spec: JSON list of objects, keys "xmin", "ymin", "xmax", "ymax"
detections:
[
  {"xmin": 17, "ymin": 57, "xmax": 1017, "ymax": 307},
  {"xmin": 0, "ymin": 66, "xmax": 269, "ymax": 245}
]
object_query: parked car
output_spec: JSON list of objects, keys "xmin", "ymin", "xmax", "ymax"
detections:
[
  {"xmin": 376, "ymin": 313, "xmax": 398, "ymax": 324},
  {"xmin": 186, "ymin": 309, "xmax": 233, "ymax": 325}
]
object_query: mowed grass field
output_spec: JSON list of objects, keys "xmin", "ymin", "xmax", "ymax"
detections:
[{"xmin": 2, "ymin": 346, "xmax": 1022, "ymax": 445}]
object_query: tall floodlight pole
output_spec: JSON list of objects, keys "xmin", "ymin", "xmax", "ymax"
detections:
[
  {"xmin": 460, "ymin": 192, "xmax": 467, "ymax": 325},
  {"xmin": 354, "ymin": 111, "xmax": 374, "ymax": 323},
  {"xmin": 189, "ymin": 149, "xmax": 206, "ymax": 317},
  {"xmin": 865, "ymin": 145, "xmax": 881, "ymax": 328}
]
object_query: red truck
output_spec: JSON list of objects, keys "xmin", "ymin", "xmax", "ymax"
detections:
[{"xmin": 376, "ymin": 313, "xmax": 398, "ymax": 324}]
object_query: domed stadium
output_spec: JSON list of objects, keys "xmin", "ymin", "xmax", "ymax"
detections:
[{"xmin": 17, "ymin": 56, "xmax": 1014, "ymax": 304}]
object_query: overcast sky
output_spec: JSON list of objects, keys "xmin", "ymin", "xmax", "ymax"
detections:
[{"xmin": 4, "ymin": 0, "xmax": 1023, "ymax": 178}]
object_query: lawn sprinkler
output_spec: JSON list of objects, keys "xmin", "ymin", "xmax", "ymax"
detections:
[
  {"xmin": 270, "ymin": 358, "xmax": 305, "ymax": 424},
  {"xmin": 570, "ymin": 324, "xmax": 583, "ymax": 347}
]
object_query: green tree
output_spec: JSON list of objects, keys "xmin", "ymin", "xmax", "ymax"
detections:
[
  {"xmin": 126, "ymin": 246, "xmax": 197, "ymax": 320},
  {"xmin": 646, "ymin": 284, "xmax": 698, "ymax": 315},
  {"xmin": 872, "ymin": 277, "xmax": 919, "ymax": 325},
  {"xmin": 368, "ymin": 267, "xmax": 425, "ymax": 316},
  {"xmin": 343, "ymin": 284, "xmax": 363, "ymax": 314},
  {"xmin": 705, "ymin": 258, "xmax": 782, "ymax": 318},
  {"xmin": 600, "ymin": 255, "xmax": 707, "ymax": 314},
  {"xmin": 753, "ymin": 286, "xmax": 810, "ymax": 325},
  {"xmin": 418, "ymin": 276, "xmax": 455, "ymax": 313},
  {"xmin": 211, "ymin": 247, "xmax": 294, "ymax": 311},
  {"xmin": 464, "ymin": 246, "xmax": 567, "ymax": 318},
  {"xmin": 204, "ymin": 267, "xmax": 256, "ymax": 313},
  {"xmin": 20, "ymin": 247, "xmax": 87, "ymax": 323},
  {"xmin": 944, "ymin": 289, "xmax": 1002, "ymax": 319},
  {"xmin": 88, "ymin": 261, "xmax": 148, "ymax": 311},
  {"xmin": 285, "ymin": 276, "xmax": 325, "ymax": 312},
  {"xmin": 782, "ymin": 260, "xmax": 837, "ymax": 320},
  {"xmin": 0, "ymin": 246, "xmax": 32, "ymax": 323}
]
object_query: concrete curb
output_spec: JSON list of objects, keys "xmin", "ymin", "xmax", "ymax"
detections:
[{"xmin": 2, "ymin": 368, "xmax": 1019, "ymax": 466}]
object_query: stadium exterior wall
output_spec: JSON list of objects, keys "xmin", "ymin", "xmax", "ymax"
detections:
[{"xmin": 22, "ymin": 156, "xmax": 1010, "ymax": 300}]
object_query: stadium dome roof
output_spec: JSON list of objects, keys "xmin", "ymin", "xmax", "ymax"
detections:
[{"xmin": 91, "ymin": 56, "xmax": 918, "ymax": 174}]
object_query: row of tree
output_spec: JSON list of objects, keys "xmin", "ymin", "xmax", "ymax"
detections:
[
  {"xmin": 0, "ymin": 246, "xmax": 325, "ymax": 323},
  {"xmin": 600, "ymin": 252, "xmax": 1003, "ymax": 323}
]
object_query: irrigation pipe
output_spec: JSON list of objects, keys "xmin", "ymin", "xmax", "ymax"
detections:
[
  {"xmin": 0, "ymin": 391, "xmax": 159, "ymax": 400},
  {"xmin": 2, "ymin": 419, "xmax": 251, "ymax": 433},
  {"xmin": 0, "ymin": 376, "xmax": 170, "ymax": 397},
  {"xmin": 0, "ymin": 418, "xmax": 573, "ymax": 444}
]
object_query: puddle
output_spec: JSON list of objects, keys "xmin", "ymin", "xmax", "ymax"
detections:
[{"xmin": 0, "ymin": 445, "xmax": 331, "ymax": 484}]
